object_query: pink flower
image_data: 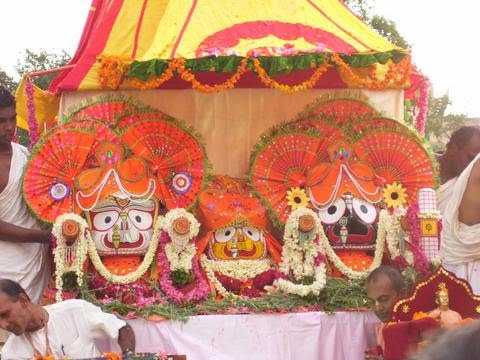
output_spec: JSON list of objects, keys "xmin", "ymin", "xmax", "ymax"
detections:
[{"xmin": 157, "ymin": 233, "xmax": 210, "ymax": 304}]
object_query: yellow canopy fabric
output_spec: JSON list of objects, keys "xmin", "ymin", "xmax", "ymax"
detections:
[
  {"xmin": 52, "ymin": 0, "xmax": 404, "ymax": 92},
  {"xmin": 15, "ymin": 76, "xmax": 59, "ymax": 133}
]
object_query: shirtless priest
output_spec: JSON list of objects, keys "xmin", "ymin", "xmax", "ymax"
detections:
[
  {"xmin": 0, "ymin": 279, "xmax": 135, "ymax": 359},
  {"xmin": 0, "ymin": 87, "xmax": 51, "ymax": 304},
  {"xmin": 438, "ymin": 126, "xmax": 480, "ymax": 293}
]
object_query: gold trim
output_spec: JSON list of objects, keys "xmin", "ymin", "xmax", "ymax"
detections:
[{"xmin": 392, "ymin": 267, "xmax": 480, "ymax": 315}]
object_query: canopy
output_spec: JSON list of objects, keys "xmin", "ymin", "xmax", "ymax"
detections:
[{"xmin": 50, "ymin": 0, "xmax": 410, "ymax": 93}]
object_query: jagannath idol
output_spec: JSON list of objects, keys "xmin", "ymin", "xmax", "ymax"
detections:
[
  {"xmin": 22, "ymin": 98, "xmax": 209, "ymax": 305},
  {"xmin": 249, "ymin": 97, "xmax": 437, "ymax": 279},
  {"xmin": 196, "ymin": 176, "xmax": 284, "ymax": 298}
]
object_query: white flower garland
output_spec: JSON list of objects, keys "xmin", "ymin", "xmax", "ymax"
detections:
[
  {"xmin": 165, "ymin": 242, "xmax": 196, "ymax": 271},
  {"xmin": 275, "ymin": 264, "xmax": 327, "ymax": 297},
  {"xmin": 52, "ymin": 213, "xmax": 89, "ymax": 302},
  {"xmin": 87, "ymin": 216, "xmax": 162, "ymax": 284},
  {"xmin": 319, "ymin": 209, "xmax": 395, "ymax": 279},
  {"xmin": 275, "ymin": 207, "xmax": 327, "ymax": 296},
  {"xmin": 200, "ymin": 254, "xmax": 235, "ymax": 298},
  {"xmin": 279, "ymin": 207, "xmax": 324, "ymax": 281},
  {"xmin": 203, "ymin": 257, "xmax": 273, "ymax": 280},
  {"xmin": 161, "ymin": 208, "xmax": 200, "ymax": 249},
  {"xmin": 386, "ymin": 211, "xmax": 414, "ymax": 265},
  {"xmin": 200, "ymin": 255, "xmax": 274, "ymax": 298}
]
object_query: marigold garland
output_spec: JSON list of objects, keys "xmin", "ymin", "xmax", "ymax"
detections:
[
  {"xmin": 331, "ymin": 53, "xmax": 411, "ymax": 90},
  {"xmin": 99, "ymin": 54, "xmax": 411, "ymax": 92},
  {"xmin": 252, "ymin": 58, "xmax": 331, "ymax": 93},
  {"xmin": 176, "ymin": 58, "xmax": 249, "ymax": 93},
  {"xmin": 98, "ymin": 57, "xmax": 130, "ymax": 90},
  {"xmin": 124, "ymin": 59, "xmax": 178, "ymax": 90}
]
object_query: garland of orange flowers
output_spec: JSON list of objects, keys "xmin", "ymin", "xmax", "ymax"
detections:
[
  {"xmin": 99, "ymin": 57, "xmax": 130, "ymax": 90},
  {"xmin": 124, "ymin": 59, "xmax": 179, "ymax": 90},
  {"xmin": 99, "ymin": 55, "xmax": 411, "ymax": 92},
  {"xmin": 176, "ymin": 58, "xmax": 249, "ymax": 93},
  {"xmin": 331, "ymin": 53, "xmax": 411, "ymax": 89},
  {"xmin": 252, "ymin": 58, "xmax": 331, "ymax": 93}
]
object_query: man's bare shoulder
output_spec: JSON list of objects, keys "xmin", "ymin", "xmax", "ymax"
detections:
[{"xmin": 470, "ymin": 159, "xmax": 480, "ymax": 181}]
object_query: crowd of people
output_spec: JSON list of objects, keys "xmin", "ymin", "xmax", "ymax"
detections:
[{"xmin": 1, "ymin": 82, "xmax": 480, "ymax": 359}]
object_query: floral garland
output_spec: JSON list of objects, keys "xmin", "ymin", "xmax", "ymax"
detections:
[
  {"xmin": 99, "ymin": 54, "xmax": 410, "ymax": 92},
  {"xmin": 202, "ymin": 257, "xmax": 273, "ymax": 280},
  {"xmin": 331, "ymin": 53, "xmax": 411, "ymax": 90},
  {"xmin": 177, "ymin": 58, "xmax": 249, "ymax": 93},
  {"xmin": 160, "ymin": 208, "xmax": 200, "ymax": 249},
  {"xmin": 275, "ymin": 207, "xmax": 327, "ymax": 296},
  {"xmin": 279, "ymin": 207, "xmax": 324, "ymax": 280},
  {"xmin": 124, "ymin": 59, "xmax": 178, "ymax": 90},
  {"xmin": 98, "ymin": 56, "xmax": 130, "ymax": 90},
  {"xmin": 25, "ymin": 76, "xmax": 40, "ymax": 148},
  {"xmin": 52, "ymin": 213, "xmax": 89, "ymax": 302},
  {"xmin": 200, "ymin": 255, "xmax": 274, "ymax": 298},
  {"xmin": 384, "ymin": 208, "xmax": 414, "ymax": 266},
  {"xmin": 252, "ymin": 58, "xmax": 331, "ymax": 93},
  {"xmin": 319, "ymin": 209, "xmax": 393, "ymax": 279},
  {"xmin": 276, "ymin": 264, "xmax": 327, "ymax": 297},
  {"xmin": 164, "ymin": 242, "xmax": 196, "ymax": 271},
  {"xmin": 158, "ymin": 233, "xmax": 210, "ymax": 304},
  {"xmin": 87, "ymin": 217, "xmax": 162, "ymax": 284},
  {"xmin": 404, "ymin": 203, "xmax": 432, "ymax": 274}
]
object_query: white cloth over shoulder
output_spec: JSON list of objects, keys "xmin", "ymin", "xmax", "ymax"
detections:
[
  {"xmin": 439, "ymin": 153, "xmax": 480, "ymax": 293},
  {"xmin": 0, "ymin": 142, "xmax": 50, "ymax": 303},
  {"xmin": 1, "ymin": 299, "xmax": 126, "ymax": 360}
]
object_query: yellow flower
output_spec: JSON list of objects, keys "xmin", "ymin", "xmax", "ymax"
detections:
[
  {"xmin": 286, "ymin": 187, "xmax": 309, "ymax": 210},
  {"xmin": 383, "ymin": 182, "xmax": 408, "ymax": 208}
]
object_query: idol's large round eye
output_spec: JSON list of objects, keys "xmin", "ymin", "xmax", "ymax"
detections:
[
  {"xmin": 128, "ymin": 210, "xmax": 153, "ymax": 231},
  {"xmin": 352, "ymin": 199, "xmax": 377, "ymax": 224},
  {"xmin": 92, "ymin": 211, "xmax": 119, "ymax": 231},
  {"xmin": 242, "ymin": 227, "xmax": 261, "ymax": 241},
  {"xmin": 318, "ymin": 199, "xmax": 346, "ymax": 224},
  {"xmin": 214, "ymin": 227, "xmax": 236, "ymax": 243}
]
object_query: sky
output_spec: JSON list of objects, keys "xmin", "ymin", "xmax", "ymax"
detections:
[{"xmin": 0, "ymin": 1, "xmax": 478, "ymax": 118}]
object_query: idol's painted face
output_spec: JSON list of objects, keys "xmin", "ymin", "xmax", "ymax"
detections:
[
  {"xmin": 88, "ymin": 197, "xmax": 156, "ymax": 255},
  {"xmin": 209, "ymin": 226, "xmax": 266, "ymax": 260},
  {"xmin": 317, "ymin": 195, "xmax": 378, "ymax": 250}
]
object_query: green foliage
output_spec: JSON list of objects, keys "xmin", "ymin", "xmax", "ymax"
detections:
[
  {"xmin": 0, "ymin": 69, "xmax": 17, "ymax": 92},
  {"xmin": 369, "ymin": 15, "xmax": 410, "ymax": 49},
  {"xmin": 171, "ymin": 269, "xmax": 194, "ymax": 287},
  {"xmin": 344, "ymin": 0, "xmax": 373, "ymax": 21},
  {"xmin": 61, "ymin": 271, "xmax": 79, "ymax": 291},
  {"xmin": 319, "ymin": 278, "xmax": 371, "ymax": 313},
  {"xmin": 16, "ymin": 49, "xmax": 71, "ymax": 89},
  {"xmin": 424, "ymin": 94, "xmax": 468, "ymax": 153}
]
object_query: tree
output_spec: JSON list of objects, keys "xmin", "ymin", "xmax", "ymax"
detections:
[
  {"xmin": 0, "ymin": 49, "xmax": 71, "ymax": 93},
  {"xmin": 344, "ymin": 0, "xmax": 467, "ymax": 151},
  {"xmin": 424, "ymin": 95, "xmax": 468, "ymax": 153},
  {"xmin": 16, "ymin": 49, "xmax": 71, "ymax": 89},
  {"xmin": 0, "ymin": 69, "xmax": 17, "ymax": 92}
]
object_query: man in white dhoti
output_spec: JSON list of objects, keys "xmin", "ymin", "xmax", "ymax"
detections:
[
  {"xmin": 0, "ymin": 87, "xmax": 51, "ymax": 305},
  {"xmin": 438, "ymin": 126, "xmax": 480, "ymax": 294},
  {"xmin": 0, "ymin": 279, "xmax": 135, "ymax": 359}
]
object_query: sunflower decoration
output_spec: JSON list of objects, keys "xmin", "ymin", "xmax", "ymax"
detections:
[
  {"xmin": 286, "ymin": 187, "xmax": 310, "ymax": 210},
  {"xmin": 383, "ymin": 182, "xmax": 408, "ymax": 209}
]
